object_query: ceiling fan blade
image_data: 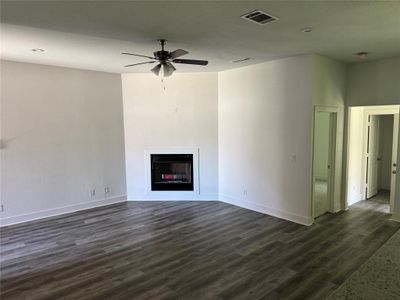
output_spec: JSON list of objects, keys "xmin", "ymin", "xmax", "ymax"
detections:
[
  {"xmin": 151, "ymin": 64, "xmax": 162, "ymax": 76},
  {"xmin": 124, "ymin": 61, "xmax": 156, "ymax": 67},
  {"xmin": 170, "ymin": 49, "xmax": 189, "ymax": 59},
  {"xmin": 172, "ymin": 59, "xmax": 208, "ymax": 66},
  {"xmin": 122, "ymin": 52, "xmax": 155, "ymax": 59}
]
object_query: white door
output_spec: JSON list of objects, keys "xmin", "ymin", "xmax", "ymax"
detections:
[
  {"xmin": 390, "ymin": 113, "xmax": 399, "ymax": 212},
  {"xmin": 366, "ymin": 115, "xmax": 380, "ymax": 198},
  {"xmin": 313, "ymin": 111, "xmax": 336, "ymax": 218}
]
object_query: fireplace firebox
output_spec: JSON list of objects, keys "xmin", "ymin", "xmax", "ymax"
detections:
[{"xmin": 151, "ymin": 154, "xmax": 194, "ymax": 191}]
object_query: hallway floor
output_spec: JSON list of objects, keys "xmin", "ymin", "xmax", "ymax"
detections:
[{"xmin": 368, "ymin": 189, "xmax": 390, "ymax": 213}]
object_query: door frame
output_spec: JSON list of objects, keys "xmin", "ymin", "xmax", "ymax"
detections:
[
  {"xmin": 390, "ymin": 114, "xmax": 399, "ymax": 213},
  {"xmin": 362, "ymin": 106, "xmax": 399, "ymax": 212},
  {"xmin": 345, "ymin": 105, "xmax": 400, "ymax": 213},
  {"xmin": 311, "ymin": 105, "xmax": 339, "ymax": 220}
]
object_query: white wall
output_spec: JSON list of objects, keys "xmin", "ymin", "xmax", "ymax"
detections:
[
  {"xmin": 346, "ymin": 107, "xmax": 365, "ymax": 205},
  {"xmin": 3, "ymin": 55, "xmax": 397, "ymax": 226},
  {"xmin": 122, "ymin": 73, "xmax": 218, "ymax": 200},
  {"xmin": 346, "ymin": 56, "xmax": 400, "ymax": 106},
  {"xmin": 312, "ymin": 55, "xmax": 347, "ymax": 212},
  {"xmin": 0, "ymin": 61, "xmax": 127, "ymax": 225},
  {"xmin": 378, "ymin": 115, "xmax": 393, "ymax": 191},
  {"xmin": 218, "ymin": 55, "xmax": 314, "ymax": 225}
]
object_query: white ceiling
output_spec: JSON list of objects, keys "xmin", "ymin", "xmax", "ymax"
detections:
[{"xmin": 1, "ymin": 1, "xmax": 399, "ymax": 74}]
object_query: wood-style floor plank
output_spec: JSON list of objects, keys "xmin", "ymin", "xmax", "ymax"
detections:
[{"xmin": 1, "ymin": 198, "xmax": 399, "ymax": 300}]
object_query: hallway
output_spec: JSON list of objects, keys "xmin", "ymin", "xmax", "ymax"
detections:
[{"xmin": 368, "ymin": 190, "xmax": 390, "ymax": 213}]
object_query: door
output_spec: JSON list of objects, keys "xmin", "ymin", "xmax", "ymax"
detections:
[
  {"xmin": 313, "ymin": 111, "xmax": 336, "ymax": 218},
  {"xmin": 390, "ymin": 113, "xmax": 399, "ymax": 212},
  {"xmin": 366, "ymin": 115, "xmax": 380, "ymax": 198}
]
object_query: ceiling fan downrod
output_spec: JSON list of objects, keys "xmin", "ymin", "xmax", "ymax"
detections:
[{"xmin": 158, "ymin": 39, "xmax": 166, "ymax": 52}]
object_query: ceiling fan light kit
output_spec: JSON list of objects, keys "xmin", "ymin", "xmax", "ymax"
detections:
[
  {"xmin": 122, "ymin": 39, "xmax": 208, "ymax": 77},
  {"xmin": 151, "ymin": 61, "xmax": 176, "ymax": 77}
]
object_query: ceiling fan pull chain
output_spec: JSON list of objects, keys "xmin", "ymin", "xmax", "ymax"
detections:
[{"xmin": 161, "ymin": 77, "xmax": 166, "ymax": 91}]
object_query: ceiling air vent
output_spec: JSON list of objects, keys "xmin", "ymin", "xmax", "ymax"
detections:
[
  {"xmin": 232, "ymin": 57, "xmax": 252, "ymax": 63},
  {"xmin": 241, "ymin": 9, "xmax": 278, "ymax": 25}
]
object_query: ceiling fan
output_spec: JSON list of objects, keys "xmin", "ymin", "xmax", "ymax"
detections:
[{"xmin": 122, "ymin": 39, "xmax": 208, "ymax": 77}]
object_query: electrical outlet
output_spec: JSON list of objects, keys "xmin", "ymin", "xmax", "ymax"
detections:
[
  {"xmin": 104, "ymin": 187, "xmax": 110, "ymax": 194},
  {"xmin": 90, "ymin": 189, "xmax": 96, "ymax": 197},
  {"xmin": 0, "ymin": 204, "xmax": 4, "ymax": 212},
  {"xmin": 243, "ymin": 189, "xmax": 248, "ymax": 196}
]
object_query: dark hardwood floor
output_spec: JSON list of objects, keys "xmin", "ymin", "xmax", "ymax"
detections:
[{"xmin": 1, "ymin": 200, "xmax": 399, "ymax": 300}]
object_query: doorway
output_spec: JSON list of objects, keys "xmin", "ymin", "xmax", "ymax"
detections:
[
  {"xmin": 312, "ymin": 108, "xmax": 337, "ymax": 218},
  {"xmin": 346, "ymin": 105, "xmax": 399, "ymax": 213}
]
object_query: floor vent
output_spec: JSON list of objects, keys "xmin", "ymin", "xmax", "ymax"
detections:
[{"xmin": 241, "ymin": 9, "xmax": 278, "ymax": 25}]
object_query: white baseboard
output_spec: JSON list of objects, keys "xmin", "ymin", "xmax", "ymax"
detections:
[
  {"xmin": 0, "ymin": 195, "xmax": 127, "ymax": 227},
  {"xmin": 219, "ymin": 194, "xmax": 313, "ymax": 226},
  {"xmin": 0, "ymin": 194, "xmax": 313, "ymax": 227},
  {"xmin": 347, "ymin": 193, "xmax": 364, "ymax": 206},
  {"xmin": 129, "ymin": 193, "xmax": 313, "ymax": 225},
  {"xmin": 390, "ymin": 213, "xmax": 400, "ymax": 223}
]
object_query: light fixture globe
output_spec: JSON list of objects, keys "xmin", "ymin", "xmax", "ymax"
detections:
[
  {"xmin": 161, "ymin": 62, "xmax": 176, "ymax": 77},
  {"xmin": 151, "ymin": 63, "xmax": 162, "ymax": 76},
  {"xmin": 151, "ymin": 62, "xmax": 176, "ymax": 77}
]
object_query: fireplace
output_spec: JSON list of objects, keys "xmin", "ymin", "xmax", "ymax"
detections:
[{"xmin": 151, "ymin": 154, "xmax": 194, "ymax": 191}]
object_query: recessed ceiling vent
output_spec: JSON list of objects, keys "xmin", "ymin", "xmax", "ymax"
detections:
[
  {"xmin": 241, "ymin": 9, "xmax": 278, "ymax": 25},
  {"xmin": 232, "ymin": 57, "xmax": 252, "ymax": 63}
]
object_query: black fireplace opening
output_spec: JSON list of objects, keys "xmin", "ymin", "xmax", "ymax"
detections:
[{"xmin": 151, "ymin": 154, "xmax": 194, "ymax": 191}]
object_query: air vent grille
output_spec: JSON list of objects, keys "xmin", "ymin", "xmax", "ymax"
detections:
[
  {"xmin": 241, "ymin": 10, "xmax": 278, "ymax": 25},
  {"xmin": 232, "ymin": 57, "xmax": 252, "ymax": 63}
]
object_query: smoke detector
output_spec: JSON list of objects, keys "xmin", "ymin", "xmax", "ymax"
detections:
[
  {"xmin": 241, "ymin": 10, "xmax": 278, "ymax": 25},
  {"xmin": 356, "ymin": 52, "xmax": 369, "ymax": 59},
  {"xmin": 300, "ymin": 27, "xmax": 313, "ymax": 33}
]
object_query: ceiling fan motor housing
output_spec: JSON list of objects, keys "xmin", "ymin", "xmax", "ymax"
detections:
[{"xmin": 154, "ymin": 50, "xmax": 170, "ymax": 62}]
